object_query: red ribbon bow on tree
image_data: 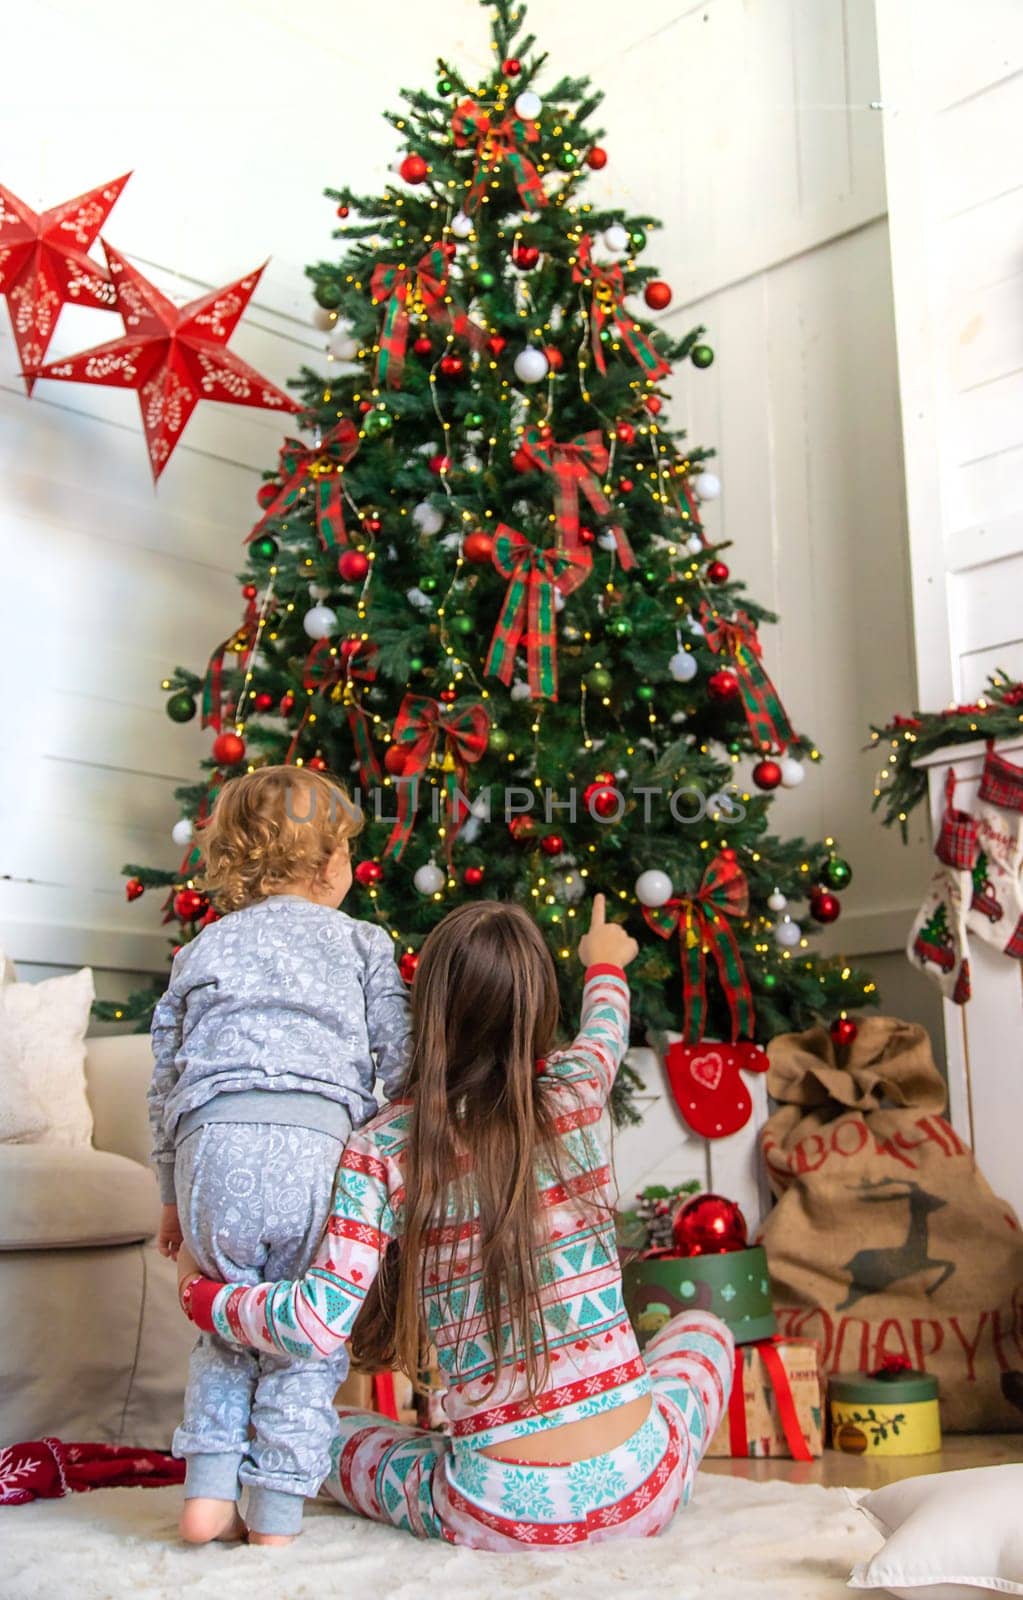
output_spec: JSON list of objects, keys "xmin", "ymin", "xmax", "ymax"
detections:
[
  {"xmin": 484, "ymin": 526, "xmax": 592, "ymax": 701},
  {"xmin": 572, "ymin": 235, "xmax": 670, "ymax": 381},
  {"xmin": 201, "ymin": 591, "xmax": 260, "ymax": 734},
  {"xmin": 643, "ymin": 851, "xmax": 755, "ymax": 1043},
  {"xmin": 371, "ymin": 247, "xmax": 485, "ymax": 390},
  {"xmin": 520, "ymin": 426, "xmax": 624, "ymax": 559},
  {"xmin": 451, "ymin": 99, "xmax": 546, "ymax": 213},
  {"xmin": 247, "ymin": 419, "xmax": 360, "ymax": 553},
  {"xmin": 384, "ymin": 693, "xmax": 490, "ymax": 859},
  {"xmin": 285, "ymin": 638, "xmax": 382, "ymax": 788},
  {"xmin": 700, "ymin": 603, "xmax": 796, "ymax": 754}
]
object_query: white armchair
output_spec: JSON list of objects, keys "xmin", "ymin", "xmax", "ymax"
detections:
[{"xmin": 0, "ymin": 1033, "xmax": 194, "ymax": 1446}]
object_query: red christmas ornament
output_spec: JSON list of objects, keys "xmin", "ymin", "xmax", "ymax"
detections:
[
  {"xmin": 252, "ymin": 691, "xmax": 274, "ymax": 712},
  {"xmin": 362, "ymin": 513, "xmax": 383, "ymax": 535},
  {"xmin": 355, "ymin": 860, "xmax": 384, "ymax": 886},
  {"xmin": 615, "ymin": 421, "xmax": 636, "ymax": 445},
  {"xmin": 512, "ymin": 447, "xmax": 534, "ymax": 474},
  {"xmin": 399, "ymin": 153, "xmax": 429, "ymax": 184},
  {"xmin": 511, "ymin": 241, "xmax": 540, "ymax": 270},
  {"xmin": 810, "ymin": 887, "xmax": 842, "ymax": 924},
  {"xmin": 256, "ymin": 482, "xmax": 278, "ymax": 510},
  {"xmin": 125, "ymin": 877, "xmax": 145, "ymax": 902},
  {"xmin": 707, "ymin": 560, "xmax": 730, "ymax": 584},
  {"xmin": 463, "ymin": 530, "xmax": 495, "ymax": 564},
  {"xmin": 173, "ymin": 888, "xmax": 206, "ymax": 922},
  {"xmin": 428, "ymin": 453, "xmax": 452, "ymax": 475},
  {"xmin": 439, "ymin": 352, "xmax": 464, "ymax": 376},
  {"xmin": 586, "ymin": 146, "xmax": 608, "ymax": 170},
  {"xmin": 707, "ymin": 669, "xmax": 741, "ymax": 703},
  {"xmin": 644, "ymin": 280, "xmax": 673, "ymax": 311},
  {"xmin": 413, "ymin": 335, "xmax": 433, "ymax": 356},
  {"xmin": 464, "ymin": 865, "xmax": 485, "ymax": 887},
  {"xmin": 37, "ymin": 245, "xmax": 301, "ymax": 481},
  {"xmin": 583, "ymin": 778, "xmax": 619, "ymax": 819},
  {"xmin": 439, "ymin": 688, "xmax": 457, "ymax": 704},
  {"xmin": 540, "ymin": 834, "xmax": 564, "ymax": 856},
  {"xmin": 543, "ymin": 345, "xmax": 564, "ymax": 371},
  {"xmin": 488, "ymin": 334, "xmax": 507, "ymax": 356},
  {"xmin": 279, "ymin": 692, "xmax": 295, "ymax": 715},
  {"xmin": 830, "ymin": 1015, "xmax": 859, "ymax": 1047},
  {"xmin": 0, "ymin": 173, "xmax": 129, "ymax": 393},
  {"xmin": 384, "ymin": 745, "xmax": 408, "ymax": 776},
  {"xmin": 242, "ymin": 583, "xmax": 258, "ymax": 600},
  {"xmin": 672, "ymin": 1192, "xmax": 749, "ymax": 1256},
  {"xmin": 306, "ymin": 756, "xmax": 328, "ymax": 771},
  {"xmin": 339, "ymin": 638, "xmax": 362, "ymax": 661},
  {"xmin": 752, "ymin": 758, "xmax": 783, "ymax": 791},
  {"xmin": 358, "ymin": 399, "xmax": 373, "ymax": 413},
  {"xmin": 338, "ymin": 549, "xmax": 369, "ymax": 583},
  {"xmin": 578, "ymin": 525, "xmax": 595, "ymax": 545},
  {"xmin": 502, "ymin": 57, "xmax": 522, "ymax": 76},
  {"xmin": 619, "ymin": 477, "xmax": 634, "ymax": 493},
  {"xmin": 336, "ymin": 204, "xmax": 350, "ymax": 218},
  {"xmin": 508, "ymin": 815, "xmax": 538, "ymax": 842},
  {"xmin": 645, "ymin": 395, "xmax": 663, "ymax": 415},
  {"xmin": 211, "ymin": 732, "xmax": 246, "ymax": 766},
  {"xmin": 398, "ymin": 951, "xmax": 420, "ymax": 983}
]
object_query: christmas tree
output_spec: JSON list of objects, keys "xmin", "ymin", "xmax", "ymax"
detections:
[{"xmin": 104, "ymin": 0, "xmax": 876, "ymax": 1118}]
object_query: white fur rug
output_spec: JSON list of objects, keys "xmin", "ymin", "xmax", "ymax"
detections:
[{"xmin": 3, "ymin": 1474, "xmax": 878, "ymax": 1599}]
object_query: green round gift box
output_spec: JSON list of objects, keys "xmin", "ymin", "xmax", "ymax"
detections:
[{"xmin": 623, "ymin": 1245, "xmax": 776, "ymax": 1347}]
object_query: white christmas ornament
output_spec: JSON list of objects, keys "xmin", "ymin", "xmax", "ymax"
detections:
[
  {"xmin": 311, "ymin": 305, "xmax": 335, "ymax": 332},
  {"xmin": 767, "ymin": 888, "xmax": 788, "ymax": 913},
  {"xmin": 412, "ymin": 500, "xmax": 445, "ymax": 535},
  {"xmin": 510, "ymin": 681, "xmax": 533, "ymax": 702},
  {"xmin": 514, "ymin": 90, "xmax": 542, "ymax": 119},
  {"xmin": 171, "ymin": 819, "xmax": 193, "ymax": 847},
  {"xmin": 773, "ymin": 916, "xmax": 802, "ymax": 949},
  {"xmin": 686, "ymin": 534, "xmax": 704, "ymax": 555},
  {"xmin": 406, "ymin": 587, "xmax": 434, "ymax": 612},
  {"xmin": 513, "ymin": 346, "xmax": 549, "ymax": 384},
  {"xmin": 779, "ymin": 756, "xmax": 806, "ymax": 788},
  {"xmin": 303, "ymin": 604, "xmax": 337, "ymax": 639},
  {"xmin": 687, "ymin": 618, "xmax": 705, "ymax": 637},
  {"xmin": 635, "ymin": 869, "xmax": 673, "ymax": 908},
  {"xmin": 329, "ymin": 328, "xmax": 359, "ymax": 360},
  {"xmin": 413, "ymin": 861, "xmax": 445, "ymax": 895},
  {"xmin": 693, "ymin": 471, "xmax": 721, "ymax": 501},
  {"xmin": 553, "ymin": 870, "xmax": 585, "ymax": 905},
  {"xmin": 554, "ymin": 590, "xmax": 566, "ymax": 612},
  {"xmin": 450, "ymin": 211, "xmax": 474, "ymax": 238},
  {"xmin": 603, "ymin": 224, "xmax": 629, "ymax": 254},
  {"xmin": 596, "ymin": 530, "xmax": 618, "ymax": 552},
  {"xmin": 669, "ymin": 649, "xmax": 697, "ymax": 683}
]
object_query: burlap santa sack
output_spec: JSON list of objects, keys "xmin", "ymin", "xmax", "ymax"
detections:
[{"xmin": 760, "ymin": 1016, "xmax": 1023, "ymax": 1430}]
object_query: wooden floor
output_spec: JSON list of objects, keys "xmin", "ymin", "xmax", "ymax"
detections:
[{"xmin": 702, "ymin": 1431, "xmax": 1023, "ymax": 1489}]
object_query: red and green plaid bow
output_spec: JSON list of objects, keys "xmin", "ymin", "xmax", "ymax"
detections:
[
  {"xmin": 643, "ymin": 852, "xmax": 754, "ymax": 1043},
  {"xmin": 285, "ymin": 638, "xmax": 382, "ymax": 789},
  {"xmin": 520, "ymin": 426, "xmax": 610, "ymax": 551},
  {"xmin": 484, "ymin": 526, "xmax": 592, "ymax": 701},
  {"xmin": 201, "ymin": 592, "xmax": 259, "ymax": 732},
  {"xmin": 384, "ymin": 693, "xmax": 490, "ymax": 859},
  {"xmin": 451, "ymin": 98, "xmax": 546, "ymax": 213},
  {"xmin": 572, "ymin": 235, "xmax": 670, "ymax": 380},
  {"xmin": 700, "ymin": 603, "xmax": 796, "ymax": 753},
  {"xmin": 371, "ymin": 247, "xmax": 485, "ymax": 390},
  {"xmin": 247, "ymin": 420, "xmax": 360, "ymax": 553},
  {"xmin": 668, "ymin": 469, "xmax": 704, "ymax": 546}
]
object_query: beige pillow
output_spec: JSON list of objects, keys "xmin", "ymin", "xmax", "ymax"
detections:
[
  {"xmin": 0, "ymin": 1052, "xmax": 49, "ymax": 1143},
  {"xmin": 0, "ymin": 965, "xmax": 95, "ymax": 1146},
  {"xmin": 851, "ymin": 1464, "xmax": 1023, "ymax": 1598}
]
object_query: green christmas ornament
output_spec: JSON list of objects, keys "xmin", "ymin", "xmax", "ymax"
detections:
[
  {"xmin": 314, "ymin": 280, "xmax": 343, "ymax": 310},
  {"xmin": 587, "ymin": 667, "xmax": 613, "ymax": 693},
  {"xmin": 451, "ymin": 614, "xmax": 474, "ymax": 636},
  {"xmin": 409, "ymin": 655, "xmax": 426, "ymax": 673},
  {"xmin": 691, "ymin": 343, "xmax": 715, "ymax": 369},
  {"xmin": 420, "ymin": 575, "xmax": 440, "ymax": 594},
  {"xmin": 636, "ymin": 684, "xmax": 655, "ymax": 703},
  {"xmin": 727, "ymin": 740, "xmax": 742, "ymax": 756},
  {"xmin": 363, "ymin": 408, "xmax": 393, "ymax": 437},
  {"xmin": 465, "ymin": 411, "xmax": 484, "ymax": 427},
  {"xmin": 488, "ymin": 726, "xmax": 510, "ymax": 753},
  {"xmin": 478, "ymin": 270, "xmax": 497, "ymax": 289},
  {"xmin": 557, "ymin": 149, "xmax": 579, "ymax": 171},
  {"xmin": 822, "ymin": 855, "xmax": 853, "ymax": 890},
  {"xmin": 251, "ymin": 535, "xmax": 278, "ymax": 564},
  {"xmin": 630, "ymin": 228, "xmax": 647, "ymax": 252},
  {"xmin": 537, "ymin": 900, "xmax": 565, "ymax": 926},
  {"xmin": 762, "ymin": 972, "xmax": 778, "ymax": 990},
  {"xmin": 436, "ymin": 76, "xmax": 454, "ymax": 95},
  {"xmin": 608, "ymin": 616, "xmax": 633, "ymax": 638},
  {"xmin": 166, "ymin": 690, "xmax": 197, "ymax": 724}
]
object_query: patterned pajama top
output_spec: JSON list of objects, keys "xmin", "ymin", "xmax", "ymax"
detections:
[{"xmin": 189, "ymin": 964, "xmax": 649, "ymax": 1450}]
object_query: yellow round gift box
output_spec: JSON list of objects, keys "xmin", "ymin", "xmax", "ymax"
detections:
[{"xmin": 828, "ymin": 1370, "xmax": 941, "ymax": 1456}]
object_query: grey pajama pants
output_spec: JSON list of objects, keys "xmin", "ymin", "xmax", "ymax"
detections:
[{"xmin": 173, "ymin": 1120, "xmax": 349, "ymax": 1536}]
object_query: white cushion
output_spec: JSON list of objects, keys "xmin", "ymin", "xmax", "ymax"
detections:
[
  {"xmin": 0, "ymin": 964, "xmax": 95, "ymax": 1146},
  {"xmin": 0, "ymin": 1143, "xmax": 159, "ymax": 1248},
  {"xmin": 850, "ymin": 1465, "xmax": 1023, "ymax": 1598},
  {"xmin": 0, "ymin": 1051, "xmax": 49, "ymax": 1143}
]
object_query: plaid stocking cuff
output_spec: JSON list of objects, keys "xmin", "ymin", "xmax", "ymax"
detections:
[{"xmin": 979, "ymin": 745, "xmax": 1023, "ymax": 813}]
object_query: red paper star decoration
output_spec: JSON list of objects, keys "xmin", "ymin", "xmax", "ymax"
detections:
[
  {"xmin": 0, "ymin": 172, "xmax": 130, "ymax": 393},
  {"xmin": 36, "ymin": 242, "xmax": 302, "ymax": 479}
]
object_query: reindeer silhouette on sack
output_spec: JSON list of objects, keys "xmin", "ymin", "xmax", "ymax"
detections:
[{"xmin": 760, "ymin": 1015, "xmax": 1023, "ymax": 1431}]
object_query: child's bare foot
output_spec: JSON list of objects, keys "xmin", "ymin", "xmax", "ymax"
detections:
[
  {"xmin": 179, "ymin": 1496, "xmax": 246, "ymax": 1544},
  {"xmin": 248, "ymin": 1531, "xmax": 297, "ymax": 1547}
]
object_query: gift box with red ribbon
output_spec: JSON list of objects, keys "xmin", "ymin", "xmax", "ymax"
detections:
[{"xmin": 706, "ymin": 1336, "xmax": 823, "ymax": 1459}]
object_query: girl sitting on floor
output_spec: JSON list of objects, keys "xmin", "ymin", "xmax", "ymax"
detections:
[{"xmin": 177, "ymin": 896, "xmax": 733, "ymax": 1549}]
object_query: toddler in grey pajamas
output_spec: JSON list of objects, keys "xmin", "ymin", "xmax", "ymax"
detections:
[{"xmin": 148, "ymin": 767, "xmax": 409, "ymax": 1542}]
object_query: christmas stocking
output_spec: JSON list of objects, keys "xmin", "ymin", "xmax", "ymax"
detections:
[
  {"xmin": 907, "ymin": 769, "xmax": 977, "ymax": 1003},
  {"xmin": 664, "ymin": 1039, "xmax": 769, "ymax": 1139},
  {"xmin": 966, "ymin": 744, "xmax": 1023, "ymax": 958}
]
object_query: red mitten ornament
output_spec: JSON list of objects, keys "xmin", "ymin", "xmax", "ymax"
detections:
[{"xmin": 664, "ymin": 1039, "xmax": 769, "ymax": 1139}]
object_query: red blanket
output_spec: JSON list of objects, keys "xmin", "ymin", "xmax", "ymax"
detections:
[{"xmin": 0, "ymin": 1439, "xmax": 184, "ymax": 1505}]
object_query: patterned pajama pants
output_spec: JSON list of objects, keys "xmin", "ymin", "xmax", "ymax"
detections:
[
  {"xmin": 322, "ymin": 1311, "xmax": 734, "ymax": 1549},
  {"xmin": 173, "ymin": 1121, "xmax": 349, "ymax": 1536}
]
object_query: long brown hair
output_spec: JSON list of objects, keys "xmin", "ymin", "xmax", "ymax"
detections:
[{"xmin": 352, "ymin": 900, "xmax": 590, "ymax": 1398}]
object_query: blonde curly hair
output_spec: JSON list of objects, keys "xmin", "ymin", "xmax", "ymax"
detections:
[{"xmin": 199, "ymin": 765, "xmax": 363, "ymax": 913}]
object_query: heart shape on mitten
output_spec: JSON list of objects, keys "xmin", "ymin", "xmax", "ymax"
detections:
[{"xmin": 664, "ymin": 1039, "xmax": 769, "ymax": 1140}]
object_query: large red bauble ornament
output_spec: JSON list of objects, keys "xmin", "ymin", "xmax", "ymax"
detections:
[
  {"xmin": 707, "ymin": 560, "xmax": 730, "ymax": 584},
  {"xmin": 413, "ymin": 335, "xmax": 433, "ymax": 356},
  {"xmin": 464, "ymin": 865, "xmax": 485, "ymax": 887},
  {"xmin": 256, "ymin": 482, "xmax": 278, "ymax": 510},
  {"xmin": 463, "ymin": 530, "xmax": 495, "ymax": 564},
  {"xmin": 398, "ymin": 951, "xmax": 420, "ymax": 983},
  {"xmin": 384, "ymin": 745, "xmax": 408, "ymax": 777},
  {"xmin": 615, "ymin": 421, "xmax": 636, "ymax": 445},
  {"xmin": 338, "ymin": 549, "xmax": 369, "ymax": 583},
  {"xmin": 586, "ymin": 146, "xmax": 608, "ymax": 170},
  {"xmin": 543, "ymin": 345, "xmax": 564, "ymax": 371},
  {"xmin": 306, "ymin": 756, "xmax": 328, "ymax": 771},
  {"xmin": 672, "ymin": 1193, "xmax": 748, "ymax": 1256},
  {"xmin": 512, "ymin": 447, "xmax": 534, "ymax": 474},
  {"xmin": 173, "ymin": 888, "xmax": 206, "ymax": 922},
  {"xmin": 439, "ymin": 352, "xmax": 464, "ymax": 376},
  {"xmin": 428, "ymin": 453, "xmax": 452, "ymax": 475},
  {"xmin": 645, "ymin": 394, "xmax": 663, "ymax": 415},
  {"xmin": 502, "ymin": 56, "xmax": 522, "ymax": 76},
  {"xmin": 810, "ymin": 888, "xmax": 842, "ymax": 924},
  {"xmin": 583, "ymin": 777, "xmax": 619, "ymax": 819},
  {"xmin": 212, "ymin": 732, "xmax": 246, "ymax": 766},
  {"xmin": 252, "ymin": 691, "xmax": 274, "ymax": 712},
  {"xmin": 355, "ymin": 860, "xmax": 384, "ymax": 886},
  {"xmin": 540, "ymin": 835, "xmax": 564, "ymax": 857},
  {"xmin": 399, "ymin": 153, "xmax": 429, "ymax": 184},
  {"xmin": 619, "ymin": 477, "xmax": 634, "ymax": 493},
  {"xmin": 830, "ymin": 1015, "xmax": 858, "ymax": 1047},
  {"xmin": 488, "ymin": 334, "xmax": 507, "ymax": 356},
  {"xmin": 752, "ymin": 759, "xmax": 783, "ymax": 791},
  {"xmin": 511, "ymin": 241, "xmax": 540, "ymax": 270},
  {"xmin": 125, "ymin": 877, "xmax": 145, "ymax": 902},
  {"xmin": 36, "ymin": 245, "xmax": 301, "ymax": 481},
  {"xmin": 644, "ymin": 280, "xmax": 673, "ymax": 311},
  {"xmin": 707, "ymin": 669, "xmax": 741, "ymax": 703},
  {"xmin": 279, "ymin": 692, "xmax": 295, "ymax": 715},
  {"xmin": 508, "ymin": 814, "xmax": 538, "ymax": 842},
  {"xmin": 0, "ymin": 172, "xmax": 129, "ymax": 395}
]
